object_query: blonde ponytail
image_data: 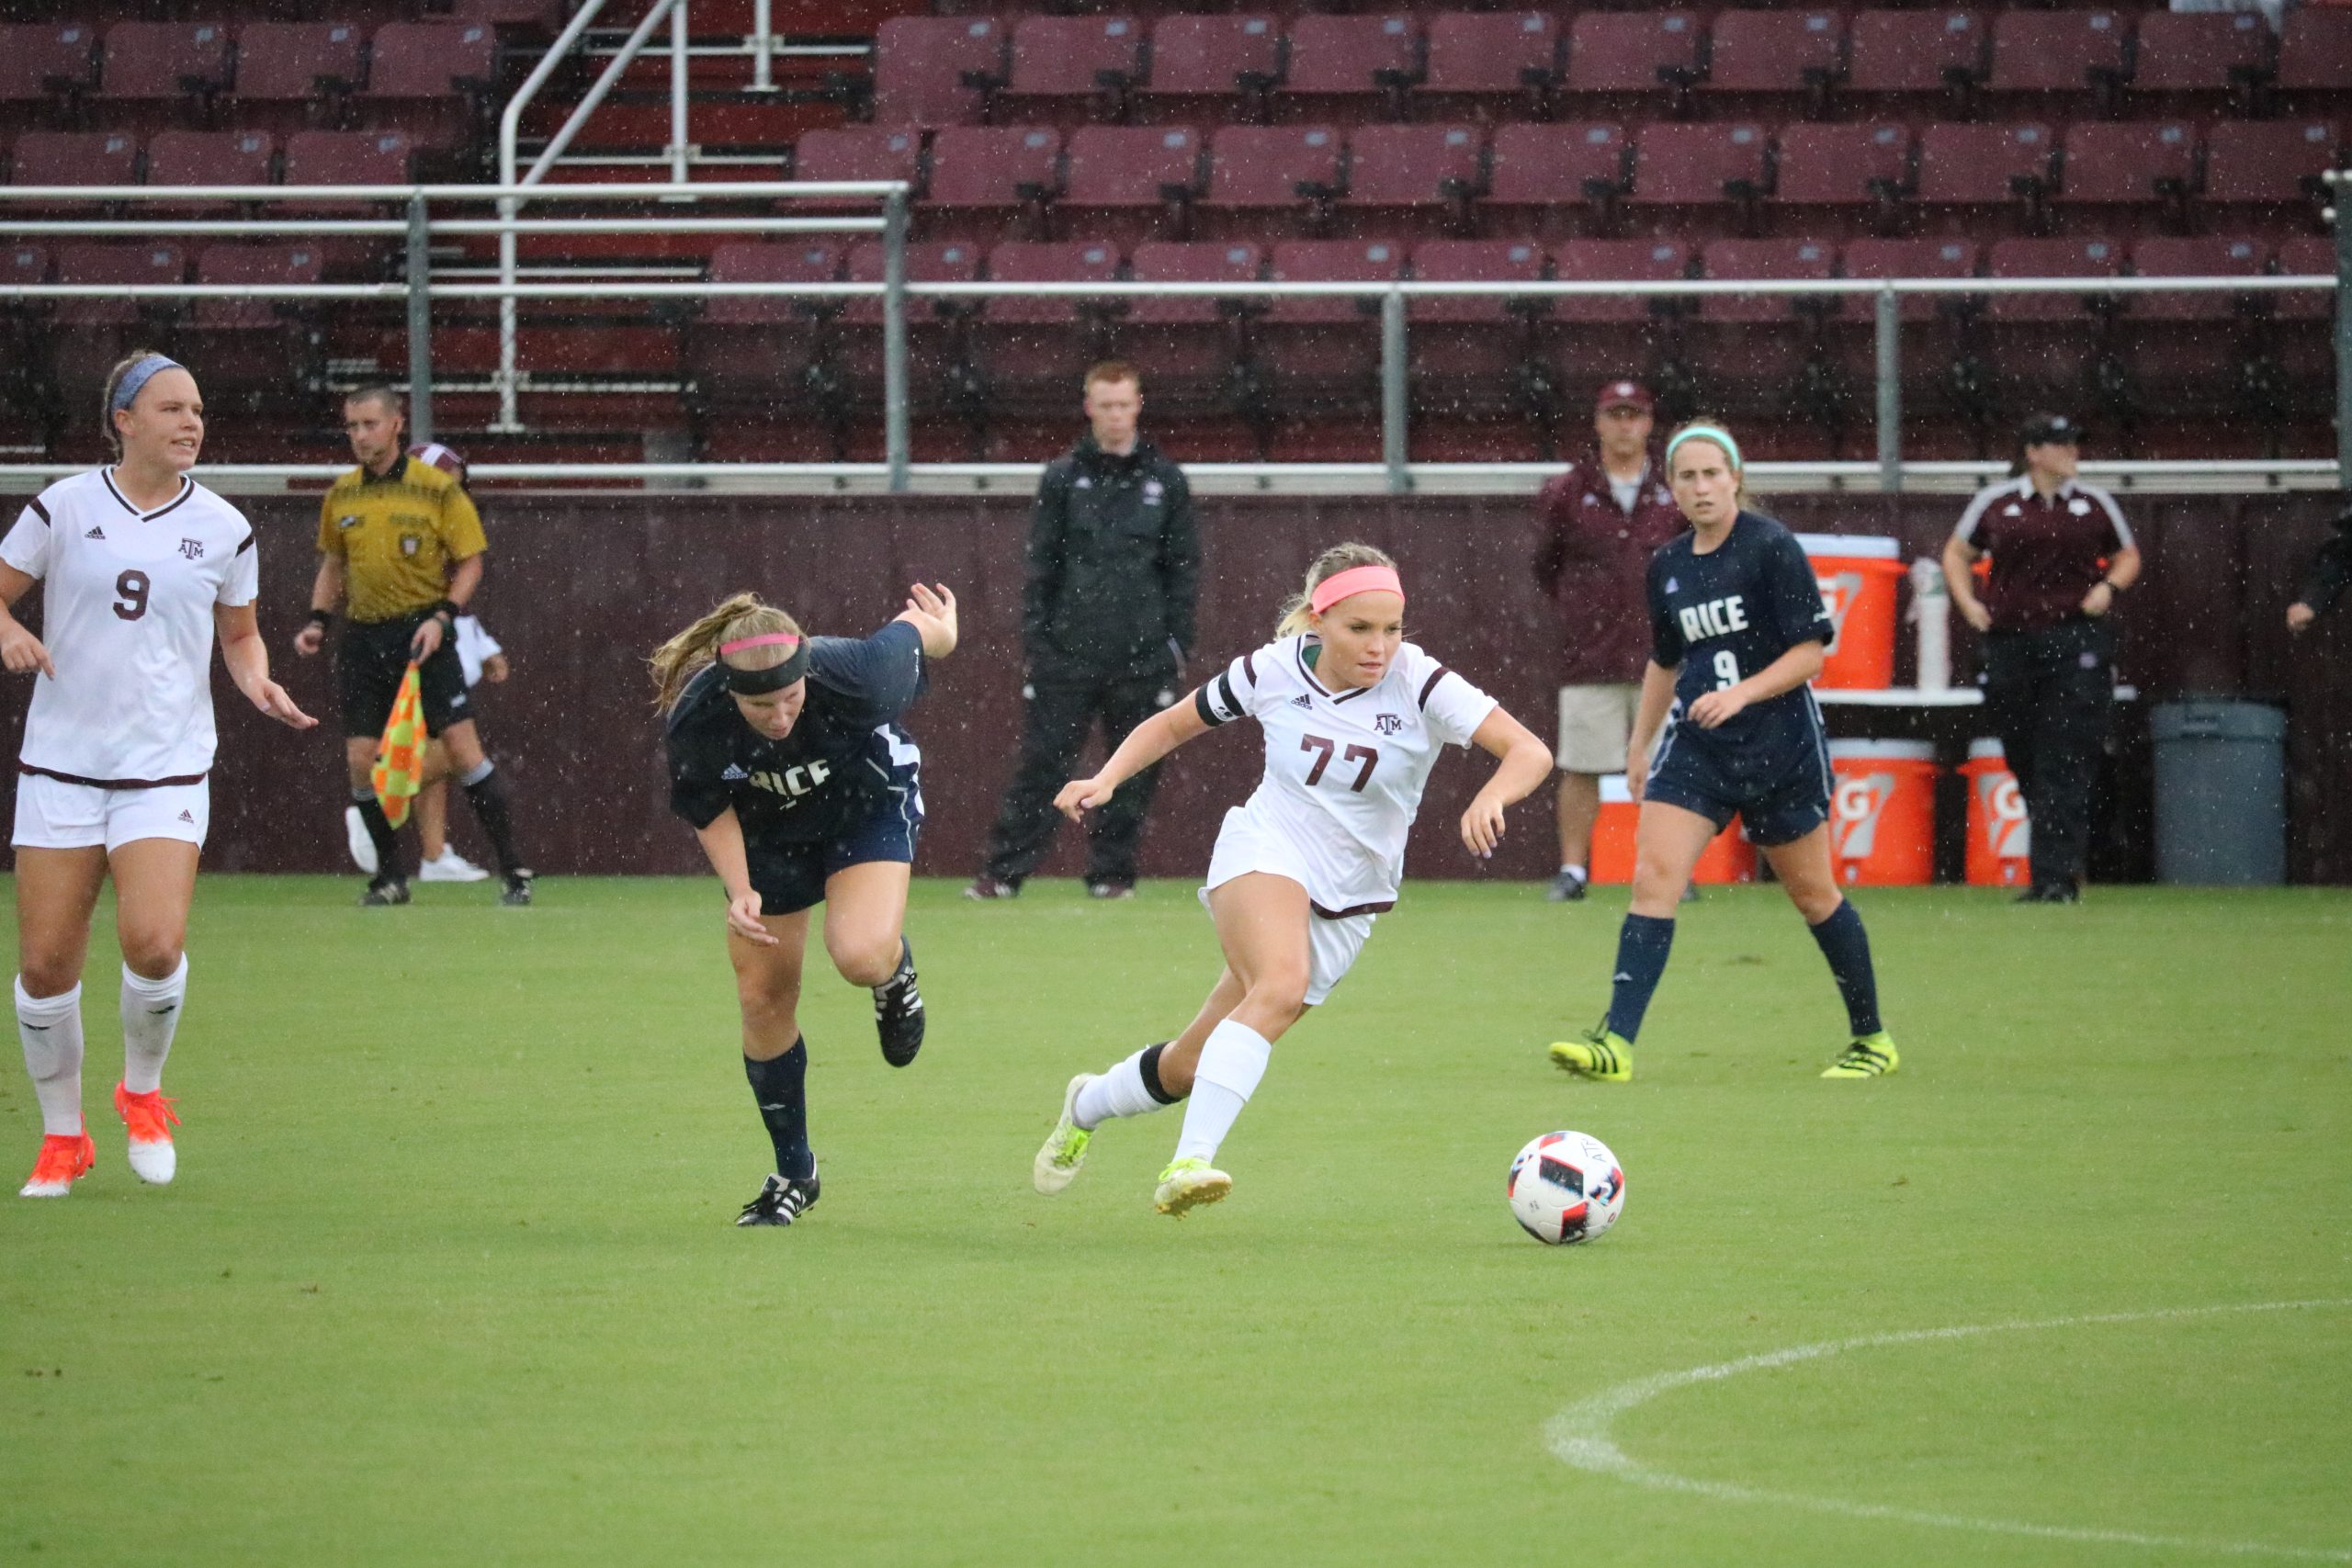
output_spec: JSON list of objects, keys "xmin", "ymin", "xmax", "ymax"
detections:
[
  {"xmin": 649, "ymin": 592, "xmax": 805, "ymax": 710},
  {"xmin": 1273, "ymin": 542, "xmax": 1399, "ymax": 637}
]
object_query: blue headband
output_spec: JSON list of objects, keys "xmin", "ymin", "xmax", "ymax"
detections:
[
  {"xmin": 110, "ymin": 355, "xmax": 184, "ymax": 414},
  {"xmin": 1666, "ymin": 424, "xmax": 1742, "ymax": 474}
]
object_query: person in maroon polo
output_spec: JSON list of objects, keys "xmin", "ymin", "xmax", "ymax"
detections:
[
  {"xmin": 1532, "ymin": 380, "xmax": 1688, "ymax": 902},
  {"xmin": 1942, "ymin": 413, "xmax": 2142, "ymax": 903}
]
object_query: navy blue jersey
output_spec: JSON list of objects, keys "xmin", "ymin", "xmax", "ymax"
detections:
[
  {"xmin": 1646, "ymin": 510, "xmax": 1834, "ymax": 756},
  {"xmin": 666, "ymin": 619, "xmax": 927, "ymax": 846}
]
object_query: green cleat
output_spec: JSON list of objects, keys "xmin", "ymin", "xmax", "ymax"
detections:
[
  {"xmin": 1153, "ymin": 1156, "xmax": 1231, "ymax": 1217},
  {"xmin": 1822, "ymin": 1032, "xmax": 1900, "ymax": 1079},
  {"xmin": 1548, "ymin": 1029, "xmax": 1634, "ymax": 1082},
  {"xmin": 1033, "ymin": 1074, "xmax": 1095, "ymax": 1195}
]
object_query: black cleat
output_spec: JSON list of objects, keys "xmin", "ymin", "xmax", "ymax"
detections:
[
  {"xmin": 1545, "ymin": 869, "xmax": 1589, "ymax": 903},
  {"xmin": 501, "ymin": 870, "xmax": 535, "ymax": 907},
  {"xmin": 360, "ymin": 876, "xmax": 410, "ymax": 907},
  {"xmin": 873, "ymin": 937, "xmax": 925, "ymax": 1067},
  {"xmin": 1085, "ymin": 879, "xmax": 1136, "ymax": 900},
  {"xmin": 736, "ymin": 1169, "xmax": 820, "ymax": 1227},
  {"xmin": 963, "ymin": 875, "xmax": 1019, "ymax": 900}
]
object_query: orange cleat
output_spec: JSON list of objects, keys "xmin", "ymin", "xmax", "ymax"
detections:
[
  {"xmin": 20, "ymin": 1126, "xmax": 96, "ymax": 1198},
  {"xmin": 114, "ymin": 1083, "xmax": 179, "ymax": 1186}
]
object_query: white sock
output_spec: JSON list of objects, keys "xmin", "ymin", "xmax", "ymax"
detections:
[
  {"xmin": 120, "ymin": 957, "xmax": 188, "ymax": 1096},
  {"xmin": 1172, "ymin": 1020, "xmax": 1272, "ymax": 1166},
  {"xmin": 1561, "ymin": 863, "xmax": 1588, "ymax": 881},
  {"xmin": 16, "ymin": 976, "xmax": 86, "ymax": 1137},
  {"xmin": 1073, "ymin": 1046, "xmax": 1173, "ymax": 1130}
]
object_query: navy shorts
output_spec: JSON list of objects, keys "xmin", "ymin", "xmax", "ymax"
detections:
[
  {"xmin": 1643, "ymin": 722, "xmax": 1831, "ymax": 849},
  {"xmin": 743, "ymin": 759, "xmax": 923, "ymax": 917}
]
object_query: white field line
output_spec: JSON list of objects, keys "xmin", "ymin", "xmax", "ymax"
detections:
[{"xmin": 1545, "ymin": 1298, "xmax": 2352, "ymax": 1562}]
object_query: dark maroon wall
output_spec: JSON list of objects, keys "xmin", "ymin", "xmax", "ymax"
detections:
[{"xmin": 6, "ymin": 491, "xmax": 2348, "ymax": 882}]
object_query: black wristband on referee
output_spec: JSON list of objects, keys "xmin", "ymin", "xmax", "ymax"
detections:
[
  {"xmin": 428, "ymin": 598, "xmax": 459, "ymax": 624},
  {"xmin": 307, "ymin": 608, "xmax": 334, "ymax": 630}
]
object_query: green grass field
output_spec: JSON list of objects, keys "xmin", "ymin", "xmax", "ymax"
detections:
[{"xmin": 3, "ymin": 875, "xmax": 2347, "ymax": 1567}]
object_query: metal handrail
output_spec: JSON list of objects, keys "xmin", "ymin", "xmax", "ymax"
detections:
[{"xmin": 0, "ymin": 182, "xmax": 902, "ymax": 201}]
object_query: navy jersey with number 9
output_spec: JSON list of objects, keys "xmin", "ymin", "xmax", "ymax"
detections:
[{"xmin": 1646, "ymin": 510, "xmax": 1833, "ymax": 757}]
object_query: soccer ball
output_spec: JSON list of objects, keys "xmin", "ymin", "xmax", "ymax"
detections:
[{"xmin": 1507, "ymin": 1131, "xmax": 1625, "ymax": 1245}]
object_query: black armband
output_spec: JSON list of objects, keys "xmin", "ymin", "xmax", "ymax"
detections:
[
  {"xmin": 428, "ymin": 598, "xmax": 459, "ymax": 624},
  {"xmin": 306, "ymin": 608, "xmax": 335, "ymax": 631}
]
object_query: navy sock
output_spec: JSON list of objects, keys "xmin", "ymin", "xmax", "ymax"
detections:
[
  {"xmin": 1604, "ymin": 914, "xmax": 1676, "ymax": 1043},
  {"xmin": 1808, "ymin": 900, "xmax": 1883, "ymax": 1037},
  {"xmin": 743, "ymin": 1039, "xmax": 813, "ymax": 1180}
]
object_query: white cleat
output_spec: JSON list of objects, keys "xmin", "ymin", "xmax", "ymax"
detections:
[
  {"xmin": 419, "ymin": 849, "xmax": 492, "ymax": 883},
  {"xmin": 1153, "ymin": 1157, "xmax": 1232, "ymax": 1217},
  {"xmin": 345, "ymin": 806, "xmax": 379, "ymax": 874},
  {"xmin": 1033, "ymin": 1074, "xmax": 1096, "ymax": 1195}
]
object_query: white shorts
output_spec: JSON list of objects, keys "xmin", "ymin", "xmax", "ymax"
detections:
[
  {"xmin": 1557, "ymin": 682, "xmax": 1642, "ymax": 773},
  {"xmin": 11, "ymin": 773, "xmax": 209, "ymax": 852},
  {"xmin": 1199, "ymin": 807, "xmax": 1376, "ymax": 1007}
]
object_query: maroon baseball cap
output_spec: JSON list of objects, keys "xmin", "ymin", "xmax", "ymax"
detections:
[
  {"xmin": 1595, "ymin": 380, "xmax": 1655, "ymax": 414},
  {"xmin": 406, "ymin": 440, "xmax": 469, "ymax": 486}
]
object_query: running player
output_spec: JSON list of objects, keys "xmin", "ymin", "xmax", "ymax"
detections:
[
  {"xmin": 1546, "ymin": 420, "xmax": 1899, "ymax": 1082},
  {"xmin": 1031, "ymin": 543, "xmax": 1552, "ymax": 1216},
  {"xmin": 652, "ymin": 583, "xmax": 958, "ymax": 1227},
  {"xmin": 0, "ymin": 351, "xmax": 315, "ymax": 1198}
]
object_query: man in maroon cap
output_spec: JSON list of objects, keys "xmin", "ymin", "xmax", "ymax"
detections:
[{"xmin": 1532, "ymin": 380, "xmax": 1687, "ymax": 901}]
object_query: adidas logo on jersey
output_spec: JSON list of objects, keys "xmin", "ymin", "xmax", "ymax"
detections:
[
  {"xmin": 85, "ymin": 525, "xmax": 106, "ymax": 540},
  {"xmin": 720, "ymin": 763, "xmax": 749, "ymax": 782},
  {"xmin": 1289, "ymin": 694, "xmax": 1313, "ymax": 710},
  {"xmin": 176, "ymin": 809, "xmax": 195, "ymax": 824}
]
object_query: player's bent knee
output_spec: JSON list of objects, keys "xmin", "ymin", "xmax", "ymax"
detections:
[
  {"xmin": 119, "ymin": 939, "xmax": 186, "ymax": 980},
  {"xmin": 827, "ymin": 934, "xmax": 898, "ymax": 988},
  {"xmin": 17, "ymin": 955, "xmax": 84, "ymax": 998}
]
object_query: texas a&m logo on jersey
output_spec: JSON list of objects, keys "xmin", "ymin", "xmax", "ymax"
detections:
[
  {"xmin": 178, "ymin": 538, "xmax": 204, "ymax": 559},
  {"xmin": 1374, "ymin": 713, "xmax": 1403, "ymax": 736}
]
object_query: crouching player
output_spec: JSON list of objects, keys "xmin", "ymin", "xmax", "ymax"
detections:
[
  {"xmin": 1032, "ymin": 544, "xmax": 1552, "ymax": 1216},
  {"xmin": 1547, "ymin": 420, "xmax": 1899, "ymax": 1081},
  {"xmin": 652, "ymin": 584, "xmax": 958, "ymax": 1226}
]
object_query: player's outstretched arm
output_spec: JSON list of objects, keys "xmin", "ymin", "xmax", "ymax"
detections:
[
  {"xmin": 1624, "ymin": 661, "xmax": 1678, "ymax": 802},
  {"xmin": 1054, "ymin": 694, "xmax": 1210, "ymax": 821},
  {"xmin": 1459, "ymin": 706, "xmax": 1553, "ymax": 859},
  {"xmin": 893, "ymin": 582, "xmax": 958, "ymax": 660},
  {"xmin": 215, "ymin": 604, "xmax": 317, "ymax": 729},
  {"xmin": 293, "ymin": 555, "xmax": 345, "ymax": 656},
  {"xmin": 0, "ymin": 561, "xmax": 54, "ymax": 679}
]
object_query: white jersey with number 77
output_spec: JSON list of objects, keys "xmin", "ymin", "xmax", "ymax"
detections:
[{"xmin": 1194, "ymin": 634, "xmax": 1498, "ymax": 914}]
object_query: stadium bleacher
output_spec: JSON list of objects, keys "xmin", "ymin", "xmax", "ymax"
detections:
[{"xmin": 0, "ymin": 1, "xmax": 2343, "ymax": 465}]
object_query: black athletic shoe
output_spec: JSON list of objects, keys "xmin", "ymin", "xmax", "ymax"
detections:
[
  {"xmin": 2016, "ymin": 882, "xmax": 2080, "ymax": 905},
  {"xmin": 501, "ymin": 870, "xmax": 535, "ymax": 908},
  {"xmin": 736, "ymin": 1170, "xmax": 820, "ymax": 1227},
  {"xmin": 1545, "ymin": 870, "xmax": 1589, "ymax": 903},
  {"xmin": 1086, "ymin": 879, "xmax": 1136, "ymax": 900},
  {"xmin": 360, "ymin": 876, "xmax": 410, "ymax": 907},
  {"xmin": 963, "ymin": 875, "xmax": 1019, "ymax": 900},
  {"xmin": 873, "ymin": 937, "xmax": 925, "ymax": 1067}
]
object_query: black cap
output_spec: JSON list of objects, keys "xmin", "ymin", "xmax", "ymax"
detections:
[{"xmin": 2019, "ymin": 412, "xmax": 2081, "ymax": 447}]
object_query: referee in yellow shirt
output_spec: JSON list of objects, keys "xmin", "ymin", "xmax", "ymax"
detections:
[{"xmin": 293, "ymin": 387, "xmax": 532, "ymax": 906}]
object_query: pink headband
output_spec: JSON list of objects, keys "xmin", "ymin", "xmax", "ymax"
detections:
[
  {"xmin": 719, "ymin": 632, "xmax": 802, "ymax": 656},
  {"xmin": 1309, "ymin": 564, "xmax": 1405, "ymax": 616}
]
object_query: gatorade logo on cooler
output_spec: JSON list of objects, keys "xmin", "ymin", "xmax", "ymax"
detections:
[
  {"xmin": 1974, "ymin": 769, "xmax": 2031, "ymax": 865},
  {"xmin": 1815, "ymin": 570, "xmax": 1862, "ymax": 643},
  {"xmin": 1832, "ymin": 771, "xmax": 1896, "ymax": 877}
]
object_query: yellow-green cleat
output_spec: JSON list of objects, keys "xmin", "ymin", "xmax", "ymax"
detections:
[
  {"xmin": 1153, "ymin": 1156, "xmax": 1231, "ymax": 1217},
  {"xmin": 1033, "ymin": 1074, "xmax": 1095, "ymax": 1195},
  {"xmin": 1548, "ymin": 1029, "xmax": 1634, "ymax": 1082},
  {"xmin": 1822, "ymin": 1031, "xmax": 1900, "ymax": 1078}
]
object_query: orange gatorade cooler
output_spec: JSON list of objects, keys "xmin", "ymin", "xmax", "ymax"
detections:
[
  {"xmin": 1826, "ymin": 739, "xmax": 1938, "ymax": 885},
  {"xmin": 1797, "ymin": 534, "xmax": 1905, "ymax": 690},
  {"xmin": 1961, "ymin": 738, "xmax": 2031, "ymax": 887},
  {"xmin": 1589, "ymin": 774, "xmax": 1758, "ymax": 886}
]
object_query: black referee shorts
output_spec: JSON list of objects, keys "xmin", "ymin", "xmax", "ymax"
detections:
[{"xmin": 338, "ymin": 613, "xmax": 472, "ymax": 739}]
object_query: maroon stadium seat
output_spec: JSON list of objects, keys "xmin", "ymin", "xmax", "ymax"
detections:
[
  {"xmin": 792, "ymin": 126, "xmax": 925, "ymax": 201},
  {"xmin": 978, "ymin": 239, "xmax": 1121, "ymax": 327},
  {"xmin": 2122, "ymin": 236, "xmax": 2270, "ymax": 418},
  {"xmin": 1127, "ymin": 239, "xmax": 1260, "ymax": 325},
  {"xmin": 2128, "ymin": 11, "xmax": 2271, "ymax": 97},
  {"xmin": 1689, "ymin": 237, "xmax": 1842, "ymax": 421},
  {"xmin": 1561, "ymin": 11, "xmax": 1706, "ymax": 98},
  {"xmin": 831, "ymin": 240, "xmax": 988, "ymax": 440},
  {"xmin": 1339, "ymin": 124, "xmax": 1480, "ymax": 234},
  {"xmin": 0, "ymin": 23, "xmax": 98, "ymax": 106},
  {"xmin": 1916, "ymin": 121, "xmax": 2052, "ymax": 214},
  {"xmin": 189, "ymin": 241, "xmax": 327, "ymax": 330},
  {"xmin": 364, "ymin": 22, "xmax": 496, "ymax": 99},
  {"xmin": 923, "ymin": 126, "xmax": 1061, "ymax": 229},
  {"xmin": 2, "ymin": 243, "xmax": 48, "ymax": 289},
  {"xmin": 1136, "ymin": 15, "xmax": 1280, "ymax": 120},
  {"xmin": 1984, "ymin": 236, "xmax": 2126, "ymax": 421},
  {"xmin": 51, "ymin": 242, "xmax": 185, "ymax": 327},
  {"xmin": 1283, "ymin": 14, "xmax": 1421, "ymax": 115},
  {"xmin": 184, "ymin": 243, "xmax": 328, "ymax": 417},
  {"xmin": 1479, "ymin": 122, "xmax": 1627, "ymax": 238},
  {"xmin": 1258, "ymin": 239, "xmax": 1405, "ymax": 421},
  {"xmin": 1546, "ymin": 238, "xmax": 1692, "ymax": 323},
  {"xmin": 1118, "ymin": 239, "xmax": 1260, "ymax": 414},
  {"xmin": 688, "ymin": 243, "xmax": 843, "ymax": 419},
  {"xmin": 2129, "ymin": 235, "xmax": 2268, "ymax": 322},
  {"xmin": 974, "ymin": 242, "xmax": 1124, "ymax": 423},
  {"xmin": 872, "ymin": 16, "xmax": 1007, "ymax": 128},
  {"xmin": 233, "ymin": 23, "xmax": 368, "ymax": 102},
  {"xmin": 699, "ymin": 242, "xmax": 843, "ymax": 326},
  {"xmin": 1408, "ymin": 238, "xmax": 1545, "ymax": 426},
  {"xmin": 2278, "ymin": 10, "xmax": 2352, "ymax": 95},
  {"xmin": 1700, "ymin": 9, "xmax": 1846, "ymax": 101},
  {"xmin": 2260, "ymin": 235, "xmax": 2335, "ymax": 430},
  {"xmin": 281, "ymin": 130, "xmax": 416, "ymax": 216},
  {"xmin": 1537, "ymin": 239, "xmax": 1691, "ymax": 409},
  {"xmin": 841, "ymin": 238, "xmax": 981, "ymax": 326},
  {"xmin": 2270, "ymin": 238, "xmax": 2337, "ymax": 323},
  {"xmin": 2200, "ymin": 119, "xmax": 2340, "ymax": 225},
  {"xmin": 144, "ymin": 130, "xmax": 277, "ymax": 216},
  {"xmin": 2054, "ymin": 121, "xmax": 2196, "ymax": 213},
  {"xmin": 1986, "ymin": 9, "xmax": 2130, "ymax": 97},
  {"xmin": 1626, "ymin": 122, "xmax": 1770, "ymax": 210},
  {"xmin": 1409, "ymin": 238, "xmax": 1544, "ymax": 325},
  {"xmin": 9, "ymin": 130, "xmax": 141, "ymax": 197},
  {"xmin": 1771, "ymin": 123, "xmax": 1912, "ymax": 217},
  {"xmin": 1830, "ymin": 237, "xmax": 1984, "ymax": 426},
  {"xmin": 1418, "ymin": 12, "xmax": 1561, "ymax": 111},
  {"xmin": 1697, "ymin": 238, "xmax": 1840, "ymax": 325},
  {"xmin": 1200, "ymin": 126, "xmax": 1343, "ymax": 233},
  {"xmin": 453, "ymin": 0, "xmax": 563, "ymax": 28},
  {"xmin": 1000, "ymin": 16, "xmax": 1144, "ymax": 121},
  {"xmin": 96, "ymin": 22, "xmax": 232, "ymax": 102},
  {"xmin": 1841, "ymin": 236, "xmax": 1982, "ymax": 322},
  {"xmin": 1059, "ymin": 125, "xmax": 1203, "ymax": 243},
  {"xmin": 1984, "ymin": 236, "xmax": 2124, "ymax": 322},
  {"xmin": 1262, "ymin": 238, "xmax": 1404, "ymax": 325},
  {"xmin": 1846, "ymin": 9, "xmax": 1987, "ymax": 97}
]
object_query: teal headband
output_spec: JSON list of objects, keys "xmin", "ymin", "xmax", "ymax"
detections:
[
  {"xmin": 1666, "ymin": 424, "xmax": 1742, "ymax": 473},
  {"xmin": 111, "ymin": 354, "xmax": 184, "ymax": 414}
]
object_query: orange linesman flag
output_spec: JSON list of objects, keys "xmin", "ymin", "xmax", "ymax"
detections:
[{"xmin": 371, "ymin": 662, "xmax": 428, "ymax": 829}]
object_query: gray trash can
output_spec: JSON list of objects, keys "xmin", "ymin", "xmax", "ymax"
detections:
[{"xmin": 2150, "ymin": 701, "xmax": 2287, "ymax": 886}]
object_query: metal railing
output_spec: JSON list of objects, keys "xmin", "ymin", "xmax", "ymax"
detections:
[{"xmin": 3, "ymin": 179, "xmax": 2345, "ymax": 494}]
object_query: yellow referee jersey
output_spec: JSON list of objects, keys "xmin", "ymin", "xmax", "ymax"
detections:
[{"xmin": 317, "ymin": 457, "xmax": 489, "ymax": 625}]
